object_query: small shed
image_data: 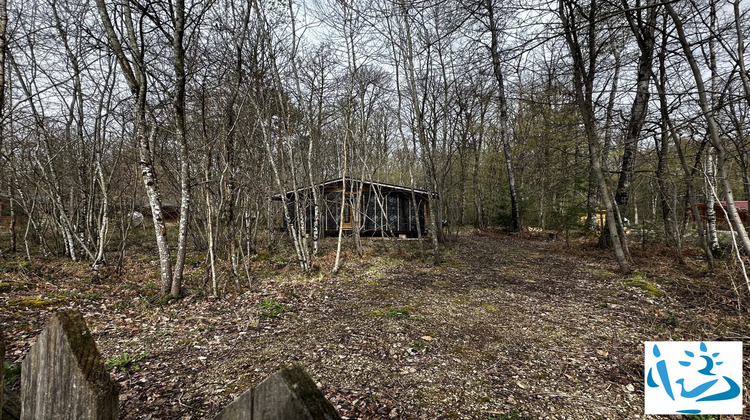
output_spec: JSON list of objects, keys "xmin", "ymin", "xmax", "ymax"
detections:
[
  {"xmin": 136, "ymin": 201, "xmax": 181, "ymax": 222},
  {"xmin": 697, "ymin": 201, "xmax": 749, "ymax": 229},
  {"xmin": 271, "ymin": 177, "xmax": 433, "ymax": 237}
]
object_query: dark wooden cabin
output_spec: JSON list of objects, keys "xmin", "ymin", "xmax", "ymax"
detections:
[{"xmin": 271, "ymin": 178, "xmax": 433, "ymax": 237}]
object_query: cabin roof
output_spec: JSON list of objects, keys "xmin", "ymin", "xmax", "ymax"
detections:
[{"xmin": 270, "ymin": 177, "xmax": 434, "ymax": 201}]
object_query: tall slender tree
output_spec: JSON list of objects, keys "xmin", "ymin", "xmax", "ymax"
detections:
[
  {"xmin": 485, "ymin": 0, "xmax": 520, "ymax": 232},
  {"xmin": 558, "ymin": 0, "xmax": 631, "ymax": 272},
  {"xmin": 664, "ymin": 0, "xmax": 750, "ymax": 256},
  {"xmin": 96, "ymin": 0, "xmax": 174, "ymax": 293}
]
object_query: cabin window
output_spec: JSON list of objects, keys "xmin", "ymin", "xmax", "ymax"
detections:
[
  {"xmin": 343, "ymin": 201, "xmax": 351, "ymax": 224},
  {"xmin": 387, "ymin": 194, "xmax": 399, "ymax": 230},
  {"xmin": 364, "ymin": 192, "xmax": 380, "ymax": 230},
  {"xmin": 325, "ymin": 192, "xmax": 340, "ymax": 230},
  {"xmin": 400, "ymin": 195, "xmax": 411, "ymax": 231}
]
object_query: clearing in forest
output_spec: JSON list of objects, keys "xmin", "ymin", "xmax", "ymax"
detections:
[{"xmin": 1, "ymin": 230, "xmax": 748, "ymax": 419}]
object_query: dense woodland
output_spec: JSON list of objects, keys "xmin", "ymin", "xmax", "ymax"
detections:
[{"xmin": 1, "ymin": 0, "xmax": 750, "ymax": 296}]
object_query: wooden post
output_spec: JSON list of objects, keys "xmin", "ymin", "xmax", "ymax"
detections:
[
  {"xmin": 21, "ymin": 310, "xmax": 117, "ymax": 420},
  {"xmin": 213, "ymin": 364, "xmax": 340, "ymax": 420},
  {"xmin": 1, "ymin": 330, "xmax": 4, "ymax": 410}
]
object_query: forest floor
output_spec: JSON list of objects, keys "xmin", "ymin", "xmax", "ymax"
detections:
[{"xmin": 1, "ymin": 228, "xmax": 749, "ymax": 419}]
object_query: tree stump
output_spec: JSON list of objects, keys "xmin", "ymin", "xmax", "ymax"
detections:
[{"xmin": 21, "ymin": 310, "xmax": 117, "ymax": 420}]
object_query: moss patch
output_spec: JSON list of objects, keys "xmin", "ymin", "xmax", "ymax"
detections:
[
  {"xmin": 481, "ymin": 303, "xmax": 503, "ymax": 315},
  {"xmin": 588, "ymin": 268, "xmax": 616, "ymax": 281},
  {"xmin": 8, "ymin": 296, "xmax": 64, "ymax": 309},
  {"xmin": 4, "ymin": 361, "xmax": 21, "ymax": 386},
  {"xmin": 625, "ymin": 274, "xmax": 664, "ymax": 297},
  {"xmin": 368, "ymin": 306, "xmax": 414, "ymax": 319},
  {"xmin": 0, "ymin": 260, "xmax": 35, "ymax": 274},
  {"xmin": 257, "ymin": 298, "xmax": 289, "ymax": 319},
  {"xmin": 106, "ymin": 351, "xmax": 150, "ymax": 371},
  {"xmin": 442, "ymin": 260, "xmax": 463, "ymax": 269},
  {"xmin": 155, "ymin": 294, "xmax": 179, "ymax": 306}
]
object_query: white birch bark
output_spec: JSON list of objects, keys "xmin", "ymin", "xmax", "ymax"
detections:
[
  {"xmin": 96, "ymin": 0, "xmax": 173, "ymax": 291},
  {"xmin": 705, "ymin": 152, "xmax": 720, "ymax": 252},
  {"xmin": 170, "ymin": 0, "xmax": 189, "ymax": 297}
]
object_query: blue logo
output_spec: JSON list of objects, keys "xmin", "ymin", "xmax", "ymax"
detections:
[{"xmin": 644, "ymin": 341, "xmax": 743, "ymax": 414}]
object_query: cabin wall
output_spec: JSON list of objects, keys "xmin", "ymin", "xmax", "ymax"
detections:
[
  {"xmin": 278, "ymin": 182, "xmax": 431, "ymax": 237},
  {"xmin": 321, "ymin": 190, "xmax": 426, "ymax": 236}
]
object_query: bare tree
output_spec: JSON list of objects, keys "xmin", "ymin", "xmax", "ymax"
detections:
[
  {"xmin": 96, "ymin": 0, "xmax": 174, "ymax": 293},
  {"xmin": 0, "ymin": 0, "xmax": 6, "ymax": 154},
  {"xmin": 663, "ymin": 0, "xmax": 750, "ymax": 256},
  {"xmin": 614, "ymin": 0, "xmax": 658, "ymax": 209},
  {"xmin": 485, "ymin": 0, "xmax": 520, "ymax": 232},
  {"xmin": 169, "ymin": 0, "xmax": 190, "ymax": 297},
  {"xmin": 558, "ymin": 0, "xmax": 631, "ymax": 273}
]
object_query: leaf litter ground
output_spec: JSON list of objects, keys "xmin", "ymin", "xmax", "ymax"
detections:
[{"xmin": 1, "ymin": 230, "xmax": 749, "ymax": 419}]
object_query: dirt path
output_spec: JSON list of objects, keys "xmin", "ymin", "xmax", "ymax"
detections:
[{"xmin": 2, "ymin": 231, "xmax": 748, "ymax": 419}]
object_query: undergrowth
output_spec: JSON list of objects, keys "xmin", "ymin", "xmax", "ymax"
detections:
[
  {"xmin": 257, "ymin": 298, "xmax": 289, "ymax": 318},
  {"xmin": 106, "ymin": 351, "xmax": 150, "ymax": 371}
]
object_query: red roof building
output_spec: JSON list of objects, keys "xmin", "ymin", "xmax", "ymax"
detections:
[{"xmin": 697, "ymin": 201, "xmax": 749, "ymax": 229}]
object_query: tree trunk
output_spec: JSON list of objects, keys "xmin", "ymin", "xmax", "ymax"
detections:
[
  {"xmin": 615, "ymin": 0, "xmax": 657, "ymax": 208},
  {"xmin": 705, "ymin": 151, "xmax": 720, "ymax": 253},
  {"xmin": 205, "ymin": 146, "xmax": 218, "ymax": 297},
  {"xmin": 652, "ymin": 12, "xmax": 713, "ymax": 268},
  {"xmin": 141, "ymin": 109, "xmax": 174, "ymax": 293},
  {"xmin": 559, "ymin": 0, "xmax": 631, "ymax": 273},
  {"xmin": 599, "ymin": 46, "xmax": 621, "ymax": 250},
  {"xmin": 333, "ymin": 176, "xmax": 347, "ymax": 273},
  {"xmin": 170, "ymin": 0, "xmax": 188, "ymax": 297},
  {"xmin": 93, "ymin": 162, "xmax": 109, "ymax": 266},
  {"xmin": 399, "ymin": 1, "xmax": 441, "ymax": 261},
  {"xmin": 655, "ymin": 125, "xmax": 681, "ymax": 260},
  {"xmin": 487, "ymin": 0, "xmax": 520, "ymax": 232},
  {"xmin": 353, "ymin": 180, "xmax": 364, "ymax": 256},
  {"xmin": 308, "ymin": 138, "xmax": 320, "ymax": 257},
  {"xmin": 586, "ymin": 166, "xmax": 598, "ymax": 233},
  {"xmin": 8, "ymin": 183, "xmax": 16, "ymax": 253},
  {"xmin": 664, "ymin": 1, "xmax": 750, "ymax": 256},
  {"xmin": 0, "ymin": 0, "xmax": 6, "ymax": 154},
  {"xmin": 96, "ymin": 0, "xmax": 173, "ymax": 291},
  {"xmin": 733, "ymin": 0, "xmax": 750, "ymax": 110}
]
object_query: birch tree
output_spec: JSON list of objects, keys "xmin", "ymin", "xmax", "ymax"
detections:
[
  {"xmin": 0, "ymin": 0, "xmax": 6, "ymax": 154},
  {"xmin": 485, "ymin": 0, "xmax": 520, "ymax": 232},
  {"xmin": 96, "ymin": 0, "xmax": 174, "ymax": 293},
  {"xmin": 663, "ymin": 0, "xmax": 750, "ymax": 256}
]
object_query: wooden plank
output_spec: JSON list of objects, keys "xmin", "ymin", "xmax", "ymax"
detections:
[
  {"xmin": 211, "ymin": 385, "xmax": 253, "ymax": 420},
  {"xmin": 1, "ymin": 330, "xmax": 4, "ymax": 413},
  {"xmin": 213, "ymin": 364, "xmax": 340, "ymax": 420},
  {"xmin": 21, "ymin": 310, "xmax": 117, "ymax": 420},
  {"xmin": 253, "ymin": 364, "xmax": 340, "ymax": 420}
]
